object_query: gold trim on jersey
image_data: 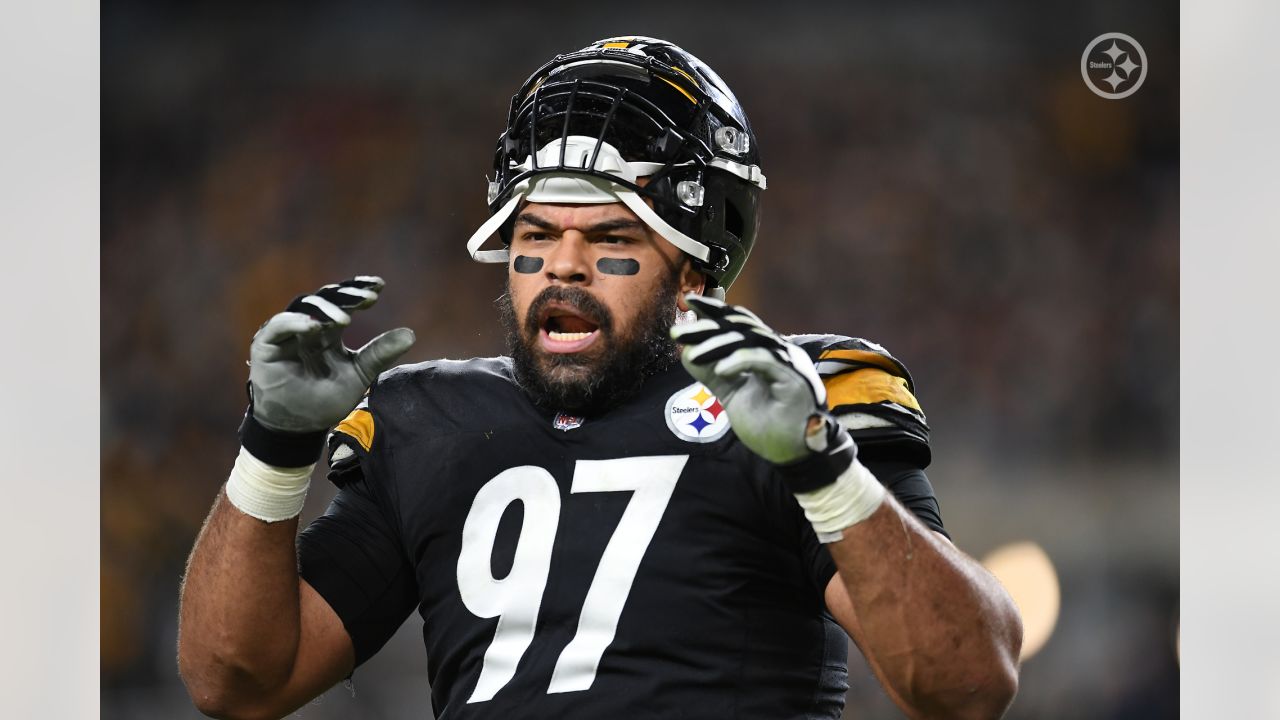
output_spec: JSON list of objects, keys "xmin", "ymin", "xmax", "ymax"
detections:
[
  {"xmin": 335, "ymin": 408, "xmax": 375, "ymax": 452},
  {"xmin": 823, "ymin": 368, "xmax": 922, "ymax": 412},
  {"xmin": 817, "ymin": 348, "xmax": 903, "ymax": 376}
]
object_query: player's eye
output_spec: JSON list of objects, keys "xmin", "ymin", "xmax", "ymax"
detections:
[
  {"xmin": 598, "ymin": 234, "xmax": 633, "ymax": 245},
  {"xmin": 521, "ymin": 231, "xmax": 552, "ymax": 242}
]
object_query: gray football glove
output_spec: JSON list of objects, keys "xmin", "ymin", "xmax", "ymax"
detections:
[
  {"xmin": 670, "ymin": 294, "xmax": 830, "ymax": 465},
  {"xmin": 241, "ymin": 276, "xmax": 414, "ymax": 466},
  {"xmin": 673, "ymin": 295, "xmax": 882, "ymax": 534}
]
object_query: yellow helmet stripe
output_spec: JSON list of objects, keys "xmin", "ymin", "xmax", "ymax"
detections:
[
  {"xmin": 659, "ymin": 76, "xmax": 697, "ymax": 104},
  {"xmin": 671, "ymin": 66, "xmax": 697, "ymax": 84}
]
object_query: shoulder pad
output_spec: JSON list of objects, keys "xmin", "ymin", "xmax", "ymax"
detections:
[
  {"xmin": 787, "ymin": 334, "xmax": 931, "ymax": 467},
  {"xmin": 326, "ymin": 398, "xmax": 374, "ymax": 488},
  {"xmin": 324, "ymin": 356, "xmax": 518, "ymax": 488}
]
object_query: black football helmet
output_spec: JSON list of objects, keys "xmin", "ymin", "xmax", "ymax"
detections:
[{"xmin": 465, "ymin": 36, "xmax": 766, "ymax": 297}]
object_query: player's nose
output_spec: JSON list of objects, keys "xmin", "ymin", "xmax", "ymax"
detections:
[{"xmin": 544, "ymin": 232, "xmax": 592, "ymax": 285}]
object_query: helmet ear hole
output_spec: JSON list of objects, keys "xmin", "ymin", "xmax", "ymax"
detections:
[{"xmin": 648, "ymin": 127, "xmax": 684, "ymax": 162}]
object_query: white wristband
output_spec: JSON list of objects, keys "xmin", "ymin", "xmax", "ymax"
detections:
[
  {"xmin": 793, "ymin": 458, "xmax": 886, "ymax": 543},
  {"xmin": 225, "ymin": 447, "xmax": 315, "ymax": 522}
]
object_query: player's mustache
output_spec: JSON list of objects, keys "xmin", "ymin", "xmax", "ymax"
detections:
[{"xmin": 523, "ymin": 286, "xmax": 614, "ymax": 337}]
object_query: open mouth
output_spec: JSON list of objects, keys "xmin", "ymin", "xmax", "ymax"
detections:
[{"xmin": 538, "ymin": 303, "xmax": 602, "ymax": 353}]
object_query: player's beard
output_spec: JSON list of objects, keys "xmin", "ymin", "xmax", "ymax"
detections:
[{"xmin": 497, "ymin": 271, "xmax": 682, "ymax": 416}]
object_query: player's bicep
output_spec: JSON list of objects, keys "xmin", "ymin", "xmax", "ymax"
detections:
[{"xmin": 297, "ymin": 578, "xmax": 356, "ymax": 683}]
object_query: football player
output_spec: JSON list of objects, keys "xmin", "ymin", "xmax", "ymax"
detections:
[{"xmin": 178, "ymin": 37, "xmax": 1021, "ymax": 719}]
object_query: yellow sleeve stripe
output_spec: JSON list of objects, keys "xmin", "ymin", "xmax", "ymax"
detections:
[
  {"xmin": 817, "ymin": 348, "xmax": 902, "ymax": 375},
  {"xmin": 824, "ymin": 368, "xmax": 922, "ymax": 413},
  {"xmin": 335, "ymin": 408, "xmax": 375, "ymax": 452}
]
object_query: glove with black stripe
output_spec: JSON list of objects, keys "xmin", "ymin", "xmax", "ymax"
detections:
[
  {"xmin": 671, "ymin": 295, "xmax": 884, "ymax": 539},
  {"xmin": 242, "ymin": 276, "xmax": 416, "ymax": 468},
  {"xmin": 671, "ymin": 294, "xmax": 840, "ymax": 469}
]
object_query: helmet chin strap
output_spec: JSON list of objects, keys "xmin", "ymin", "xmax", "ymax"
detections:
[
  {"xmin": 466, "ymin": 136, "xmax": 713, "ymax": 266},
  {"xmin": 467, "ymin": 193, "xmax": 522, "ymax": 263}
]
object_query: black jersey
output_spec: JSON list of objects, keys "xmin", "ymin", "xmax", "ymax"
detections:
[{"xmin": 298, "ymin": 334, "xmax": 945, "ymax": 719}]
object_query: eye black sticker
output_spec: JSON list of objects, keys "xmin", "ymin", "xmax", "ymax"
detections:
[
  {"xmin": 596, "ymin": 258, "xmax": 640, "ymax": 275},
  {"xmin": 513, "ymin": 255, "xmax": 543, "ymax": 273}
]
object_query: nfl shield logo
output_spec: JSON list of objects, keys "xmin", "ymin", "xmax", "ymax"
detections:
[{"xmin": 553, "ymin": 412, "xmax": 584, "ymax": 431}]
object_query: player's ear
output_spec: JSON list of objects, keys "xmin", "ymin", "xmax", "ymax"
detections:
[{"xmin": 676, "ymin": 260, "xmax": 706, "ymax": 312}]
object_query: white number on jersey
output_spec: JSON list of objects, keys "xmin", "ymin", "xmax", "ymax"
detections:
[{"xmin": 457, "ymin": 455, "xmax": 688, "ymax": 703}]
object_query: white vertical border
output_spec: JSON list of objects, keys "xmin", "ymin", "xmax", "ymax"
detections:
[
  {"xmin": 1182, "ymin": 0, "xmax": 1280, "ymax": 716},
  {"xmin": 0, "ymin": 2, "xmax": 1275, "ymax": 715},
  {"xmin": 0, "ymin": 1, "xmax": 100, "ymax": 716}
]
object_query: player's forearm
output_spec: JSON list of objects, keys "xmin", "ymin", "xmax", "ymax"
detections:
[
  {"xmin": 178, "ymin": 489, "xmax": 303, "ymax": 714},
  {"xmin": 828, "ymin": 495, "xmax": 1021, "ymax": 720}
]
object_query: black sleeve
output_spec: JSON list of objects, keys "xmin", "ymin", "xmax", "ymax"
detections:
[
  {"xmin": 297, "ymin": 461, "xmax": 419, "ymax": 668},
  {"xmin": 798, "ymin": 522, "xmax": 839, "ymax": 599},
  {"xmin": 865, "ymin": 458, "xmax": 950, "ymax": 540}
]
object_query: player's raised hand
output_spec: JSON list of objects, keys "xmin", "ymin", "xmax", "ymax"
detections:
[
  {"xmin": 672, "ymin": 294, "xmax": 884, "ymax": 539},
  {"xmin": 670, "ymin": 294, "xmax": 828, "ymax": 466},
  {"xmin": 248, "ymin": 276, "xmax": 416, "ymax": 434}
]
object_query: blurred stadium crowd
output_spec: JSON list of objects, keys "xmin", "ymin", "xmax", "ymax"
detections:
[{"xmin": 103, "ymin": 2, "xmax": 1178, "ymax": 717}]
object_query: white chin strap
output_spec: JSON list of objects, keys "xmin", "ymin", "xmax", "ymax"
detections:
[{"xmin": 466, "ymin": 136, "xmax": 714, "ymax": 267}]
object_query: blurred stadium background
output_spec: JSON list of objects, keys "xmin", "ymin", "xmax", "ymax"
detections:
[{"xmin": 102, "ymin": 1, "xmax": 1178, "ymax": 717}]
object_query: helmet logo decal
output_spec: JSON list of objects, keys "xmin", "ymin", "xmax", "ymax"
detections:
[
  {"xmin": 596, "ymin": 258, "xmax": 639, "ymax": 275},
  {"xmin": 513, "ymin": 255, "xmax": 543, "ymax": 273},
  {"xmin": 597, "ymin": 38, "xmax": 650, "ymax": 54},
  {"xmin": 665, "ymin": 382, "xmax": 732, "ymax": 443}
]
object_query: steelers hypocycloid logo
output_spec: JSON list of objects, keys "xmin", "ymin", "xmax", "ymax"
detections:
[
  {"xmin": 665, "ymin": 382, "xmax": 732, "ymax": 443},
  {"xmin": 1080, "ymin": 32, "xmax": 1147, "ymax": 99}
]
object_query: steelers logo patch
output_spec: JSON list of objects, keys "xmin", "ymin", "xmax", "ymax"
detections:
[{"xmin": 664, "ymin": 382, "xmax": 732, "ymax": 443}]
